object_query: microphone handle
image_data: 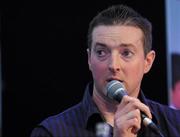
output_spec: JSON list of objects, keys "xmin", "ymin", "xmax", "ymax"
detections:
[{"xmin": 141, "ymin": 114, "xmax": 164, "ymax": 137}]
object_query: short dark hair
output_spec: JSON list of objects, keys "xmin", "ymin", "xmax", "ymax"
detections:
[{"xmin": 87, "ymin": 4, "xmax": 152, "ymax": 55}]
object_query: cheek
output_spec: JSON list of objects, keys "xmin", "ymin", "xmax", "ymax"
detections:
[
  {"xmin": 128, "ymin": 60, "xmax": 144, "ymax": 74},
  {"xmin": 89, "ymin": 56, "xmax": 107, "ymax": 80},
  {"xmin": 91, "ymin": 60, "xmax": 106, "ymax": 78},
  {"xmin": 126, "ymin": 61, "xmax": 145, "ymax": 84}
]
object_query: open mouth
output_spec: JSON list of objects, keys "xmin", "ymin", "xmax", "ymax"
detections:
[{"xmin": 106, "ymin": 78, "xmax": 123, "ymax": 83}]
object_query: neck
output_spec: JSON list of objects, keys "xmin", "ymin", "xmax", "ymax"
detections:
[{"xmin": 92, "ymin": 86, "xmax": 118, "ymax": 126}]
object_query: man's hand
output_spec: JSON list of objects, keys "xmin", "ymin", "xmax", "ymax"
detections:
[{"xmin": 113, "ymin": 96, "xmax": 152, "ymax": 137}]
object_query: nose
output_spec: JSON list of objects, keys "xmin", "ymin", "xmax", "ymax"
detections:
[{"xmin": 108, "ymin": 53, "xmax": 121, "ymax": 73}]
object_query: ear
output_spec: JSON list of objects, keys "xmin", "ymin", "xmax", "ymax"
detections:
[
  {"xmin": 144, "ymin": 50, "xmax": 156, "ymax": 74},
  {"xmin": 87, "ymin": 48, "xmax": 92, "ymax": 71}
]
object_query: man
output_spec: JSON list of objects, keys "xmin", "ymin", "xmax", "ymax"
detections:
[{"xmin": 31, "ymin": 4, "xmax": 180, "ymax": 137}]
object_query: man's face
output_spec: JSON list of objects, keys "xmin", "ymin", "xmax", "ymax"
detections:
[{"xmin": 88, "ymin": 25, "xmax": 155, "ymax": 98}]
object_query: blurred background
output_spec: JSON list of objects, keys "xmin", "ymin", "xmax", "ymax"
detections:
[{"xmin": 1, "ymin": 0, "xmax": 180, "ymax": 136}]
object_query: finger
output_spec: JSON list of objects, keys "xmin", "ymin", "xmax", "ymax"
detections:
[
  {"xmin": 119, "ymin": 96, "xmax": 152, "ymax": 119},
  {"xmin": 115, "ymin": 96, "xmax": 135, "ymax": 115},
  {"xmin": 126, "ymin": 109, "xmax": 141, "ymax": 122},
  {"xmin": 122, "ymin": 118, "xmax": 141, "ymax": 134},
  {"xmin": 132, "ymin": 101, "xmax": 152, "ymax": 119},
  {"xmin": 131, "ymin": 126, "xmax": 139, "ymax": 134},
  {"xmin": 115, "ymin": 109, "xmax": 141, "ymax": 129}
]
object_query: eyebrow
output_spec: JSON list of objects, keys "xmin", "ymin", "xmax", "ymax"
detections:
[
  {"xmin": 94, "ymin": 42, "xmax": 107, "ymax": 48},
  {"xmin": 120, "ymin": 43, "xmax": 135, "ymax": 48},
  {"xmin": 94, "ymin": 42, "xmax": 135, "ymax": 48}
]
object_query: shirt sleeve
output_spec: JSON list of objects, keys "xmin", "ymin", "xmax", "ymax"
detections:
[{"xmin": 30, "ymin": 126, "xmax": 53, "ymax": 137}]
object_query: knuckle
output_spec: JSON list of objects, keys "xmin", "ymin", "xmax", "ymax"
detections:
[
  {"xmin": 132, "ymin": 101, "xmax": 139, "ymax": 108},
  {"xmin": 122, "ymin": 95, "xmax": 129, "ymax": 102},
  {"xmin": 135, "ymin": 109, "xmax": 140, "ymax": 115},
  {"xmin": 132, "ymin": 118, "xmax": 138, "ymax": 123}
]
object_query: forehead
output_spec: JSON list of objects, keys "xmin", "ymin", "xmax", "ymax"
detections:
[{"xmin": 92, "ymin": 25, "xmax": 144, "ymax": 48}]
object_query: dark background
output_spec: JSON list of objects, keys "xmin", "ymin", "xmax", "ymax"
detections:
[{"xmin": 1, "ymin": 0, "xmax": 167, "ymax": 136}]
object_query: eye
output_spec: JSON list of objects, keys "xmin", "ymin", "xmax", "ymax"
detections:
[
  {"xmin": 96, "ymin": 49, "xmax": 106, "ymax": 57},
  {"xmin": 95, "ymin": 47, "xmax": 109, "ymax": 58},
  {"xmin": 121, "ymin": 49, "xmax": 134, "ymax": 58}
]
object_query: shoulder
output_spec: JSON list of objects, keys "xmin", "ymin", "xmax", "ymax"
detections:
[
  {"xmin": 148, "ymin": 99, "xmax": 179, "ymax": 111},
  {"xmin": 32, "ymin": 102, "xmax": 86, "ymax": 136},
  {"xmin": 40, "ymin": 102, "xmax": 85, "ymax": 127},
  {"xmin": 147, "ymin": 99, "xmax": 180, "ymax": 124},
  {"xmin": 147, "ymin": 99, "xmax": 180, "ymax": 135}
]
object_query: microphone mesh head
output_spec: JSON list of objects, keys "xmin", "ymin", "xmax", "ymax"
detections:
[{"xmin": 106, "ymin": 80, "xmax": 127, "ymax": 101}]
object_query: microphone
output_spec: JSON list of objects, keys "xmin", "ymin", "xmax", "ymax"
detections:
[{"xmin": 105, "ymin": 80, "xmax": 164, "ymax": 136}]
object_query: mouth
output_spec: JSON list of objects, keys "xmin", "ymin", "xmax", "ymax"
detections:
[{"xmin": 106, "ymin": 78, "xmax": 123, "ymax": 83}]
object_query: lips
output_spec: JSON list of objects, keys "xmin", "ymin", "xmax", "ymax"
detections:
[{"xmin": 106, "ymin": 78, "xmax": 123, "ymax": 83}]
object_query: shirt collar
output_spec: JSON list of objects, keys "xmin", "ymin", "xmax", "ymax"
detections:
[
  {"xmin": 81, "ymin": 82, "xmax": 101, "ymax": 125},
  {"xmin": 81, "ymin": 82, "xmax": 112, "ymax": 135}
]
